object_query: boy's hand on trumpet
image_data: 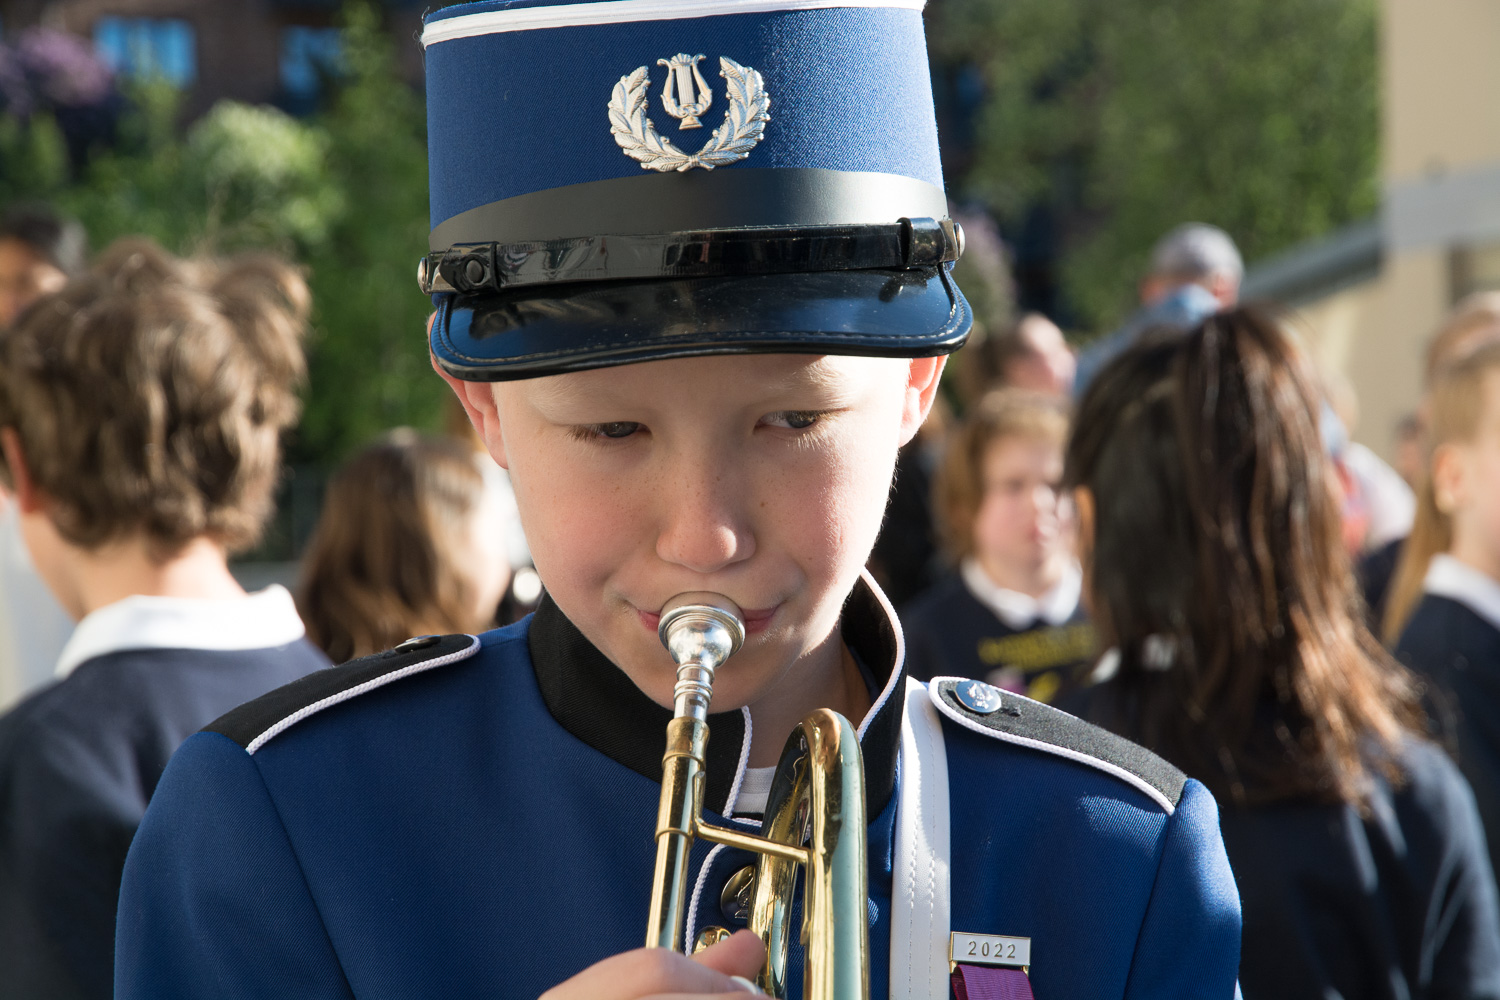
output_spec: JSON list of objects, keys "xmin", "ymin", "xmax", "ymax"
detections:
[{"xmin": 540, "ymin": 930, "xmax": 766, "ymax": 999}]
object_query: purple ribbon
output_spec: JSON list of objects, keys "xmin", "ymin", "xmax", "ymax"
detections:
[{"xmin": 950, "ymin": 964, "xmax": 1036, "ymax": 1000}]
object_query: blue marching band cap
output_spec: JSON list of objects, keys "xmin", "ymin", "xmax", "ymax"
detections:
[{"xmin": 421, "ymin": 0, "xmax": 972, "ymax": 380}]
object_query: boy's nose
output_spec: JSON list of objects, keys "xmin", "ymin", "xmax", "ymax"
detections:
[{"xmin": 655, "ymin": 469, "xmax": 755, "ymax": 574}]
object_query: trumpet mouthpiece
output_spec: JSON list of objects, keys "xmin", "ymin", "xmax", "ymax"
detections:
[{"xmin": 658, "ymin": 594, "xmax": 745, "ymax": 720}]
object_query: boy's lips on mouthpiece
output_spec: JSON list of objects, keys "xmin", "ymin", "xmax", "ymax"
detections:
[{"xmin": 638, "ymin": 604, "xmax": 780, "ymax": 637}]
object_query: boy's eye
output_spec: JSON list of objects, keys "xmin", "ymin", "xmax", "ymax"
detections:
[
  {"xmin": 573, "ymin": 421, "xmax": 642, "ymax": 441},
  {"xmin": 762, "ymin": 411, "xmax": 823, "ymax": 430}
]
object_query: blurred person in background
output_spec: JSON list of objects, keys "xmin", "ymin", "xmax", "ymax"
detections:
[
  {"xmin": 1390, "ymin": 343, "xmax": 1500, "ymax": 885},
  {"xmin": 1393, "ymin": 413, "xmax": 1426, "ymax": 491},
  {"xmin": 869, "ymin": 314, "xmax": 1073, "ymax": 607},
  {"xmin": 0, "ymin": 238, "xmax": 328, "ymax": 999},
  {"xmin": 865, "ymin": 401, "xmax": 948, "ymax": 609},
  {"xmin": 0, "ymin": 203, "xmax": 85, "ymax": 328},
  {"xmin": 0, "ymin": 203, "xmax": 88, "ymax": 713},
  {"xmin": 1073, "ymin": 222, "xmax": 1241, "ymax": 395},
  {"xmin": 869, "ymin": 208, "xmax": 1027, "ymax": 608},
  {"xmin": 903, "ymin": 389, "xmax": 1091, "ymax": 703},
  {"xmin": 297, "ymin": 429, "xmax": 514, "ymax": 663},
  {"xmin": 1066, "ymin": 307, "xmax": 1500, "ymax": 999},
  {"xmin": 987, "ymin": 312, "xmax": 1076, "ymax": 396},
  {"xmin": 444, "ymin": 394, "xmax": 540, "ymax": 624},
  {"xmin": 1321, "ymin": 366, "xmax": 1415, "ymax": 560},
  {"xmin": 1361, "ymin": 294, "xmax": 1500, "ymax": 625}
]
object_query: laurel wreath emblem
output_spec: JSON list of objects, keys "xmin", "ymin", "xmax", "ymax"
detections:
[{"xmin": 608, "ymin": 56, "xmax": 771, "ymax": 172}]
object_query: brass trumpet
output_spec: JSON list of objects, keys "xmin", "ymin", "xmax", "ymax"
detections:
[{"xmin": 648, "ymin": 594, "xmax": 869, "ymax": 1000}]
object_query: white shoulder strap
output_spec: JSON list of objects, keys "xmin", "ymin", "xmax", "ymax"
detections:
[{"xmin": 890, "ymin": 676, "xmax": 951, "ymax": 1000}]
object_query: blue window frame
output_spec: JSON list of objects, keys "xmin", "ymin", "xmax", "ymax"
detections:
[
  {"xmin": 94, "ymin": 17, "xmax": 196, "ymax": 87},
  {"xmin": 280, "ymin": 26, "xmax": 342, "ymax": 99}
]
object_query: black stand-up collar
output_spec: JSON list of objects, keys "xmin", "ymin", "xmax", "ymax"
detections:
[{"xmin": 529, "ymin": 577, "xmax": 905, "ymax": 818}]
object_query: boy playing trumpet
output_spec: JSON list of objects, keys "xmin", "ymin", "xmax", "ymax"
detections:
[{"xmin": 116, "ymin": 2, "xmax": 1241, "ymax": 997}]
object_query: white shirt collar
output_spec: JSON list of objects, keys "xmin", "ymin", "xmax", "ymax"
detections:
[
  {"xmin": 1424, "ymin": 554, "xmax": 1500, "ymax": 633},
  {"xmin": 733, "ymin": 765, "xmax": 776, "ymax": 817},
  {"xmin": 55, "ymin": 585, "xmax": 306, "ymax": 680},
  {"xmin": 960, "ymin": 557, "xmax": 1082, "ymax": 630}
]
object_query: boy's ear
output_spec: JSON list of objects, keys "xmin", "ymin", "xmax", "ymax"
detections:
[
  {"xmin": 898, "ymin": 356, "xmax": 947, "ymax": 446},
  {"xmin": 428, "ymin": 313, "xmax": 510, "ymax": 469},
  {"xmin": 1431, "ymin": 441, "xmax": 1467, "ymax": 514},
  {"xmin": 0, "ymin": 427, "xmax": 46, "ymax": 514}
]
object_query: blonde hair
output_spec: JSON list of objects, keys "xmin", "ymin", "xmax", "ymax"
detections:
[
  {"xmin": 0, "ymin": 237, "xmax": 307, "ymax": 558},
  {"xmin": 934, "ymin": 389, "xmax": 1070, "ymax": 562},
  {"xmin": 1384, "ymin": 341, "xmax": 1500, "ymax": 642},
  {"xmin": 297, "ymin": 430, "xmax": 495, "ymax": 663},
  {"xmin": 1423, "ymin": 292, "xmax": 1500, "ymax": 389}
]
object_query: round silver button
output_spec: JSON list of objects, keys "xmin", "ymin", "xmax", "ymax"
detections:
[
  {"xmin": 393, "ymin": 634, "xmax": 441, "ymax": 653},
  {"xmin": 954, "ymin": 680, "xmax": 1004, "ymax": 715}
]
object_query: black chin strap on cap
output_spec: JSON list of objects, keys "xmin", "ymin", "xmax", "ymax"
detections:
[{"xmin": 417, "ymin": 217, "xmax": 965, "ymax": 296}]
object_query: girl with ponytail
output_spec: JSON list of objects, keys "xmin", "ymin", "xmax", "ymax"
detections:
[{"xmin": 1392, "ymin": 342, "xmax": 1500, "ymax": 890}]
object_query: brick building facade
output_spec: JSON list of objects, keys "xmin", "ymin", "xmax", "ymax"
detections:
[{"xmin": 0, "ymin": 0, "xmax": 427, "ymax": 116}]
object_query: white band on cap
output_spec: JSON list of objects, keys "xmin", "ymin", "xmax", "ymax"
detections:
[{"xmin": 423, "ymin": 0, "xmax": 927, "ymax": 47}]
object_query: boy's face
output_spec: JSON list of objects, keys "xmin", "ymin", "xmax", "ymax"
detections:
[
  {"xmin": 0, "ymin": 238, "xmax": 65, "ymax": 329},
  {"xmin": 973, "ymin": 433, "xmax": 1070, "ymax": 576},
  {"xmin": 1440, "ymin": 370, "xmax": 1500, "ymax": 574},
  {"xmin": 448, "ymin": 352, "xmax": 939, "ymax": 711}
]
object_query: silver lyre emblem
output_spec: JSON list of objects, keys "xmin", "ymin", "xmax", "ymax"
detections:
[
  {"xmin": 608, "ymin": 54, "xmax": 770, "ymax": 172},
  {"xmin": 657, "ymin": 53, "xmax": 712, "ymax": 129}
]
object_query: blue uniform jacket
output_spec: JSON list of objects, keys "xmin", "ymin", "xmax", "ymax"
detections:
[
  {"xmin": 115, "ymin": 581, "xmax": 1240, "ymax": 998},
  {"xmin": 1, "ymin": 640, "xmax": 329, "ymax": 1000}
]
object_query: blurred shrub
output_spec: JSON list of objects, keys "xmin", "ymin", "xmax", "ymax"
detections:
[
  {"xmin": 188, "ymin": 102, "xmax": 343, "ymax": 249},
  {"xmin": 0, "ymin": 1, "xmax": 442, "ymax": 473},
  {"xmin": 931, "ymin": 0, "xmax": 1380, "ymax": 332},
  {"xmin": 296, "ymin": 0, "xmax": 445, "ymax": 468}
]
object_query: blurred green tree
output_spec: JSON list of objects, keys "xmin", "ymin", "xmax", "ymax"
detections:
[
  {"xmin": 930, "ymin": 0, "xmax": 1380, "ymax": 331},
  {"xmin": 0, "ymin": 1, "xmax": 440, "ymax": 470},
  {"xmin": 295, "ymin": 0, "xmax": 444, "ymax": 467},
  {"xmin": 50, "ymin": 82, "xmax": 342, "ymax": 256}
]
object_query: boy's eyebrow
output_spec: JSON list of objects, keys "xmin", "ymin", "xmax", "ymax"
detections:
[
  {"xmin": 525, "ymin": 357, "xmax": 857, "ymax": 412},
  {"xmin": 761, "ymin": 358, "xmax": 851, "ymax": 398}
]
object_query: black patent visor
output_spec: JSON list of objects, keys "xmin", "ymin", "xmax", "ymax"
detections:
[
  {"xmin": 418, "ymin": 218, "xmax": 962, "ymax": 296},
  {"xmin": 429, "ymin": 265, "xmax": 970, "ymax": 381}
]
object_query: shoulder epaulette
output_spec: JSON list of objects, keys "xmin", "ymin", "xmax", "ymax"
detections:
[
  {"xmin": 929, "ymin": 678, "xmax": 1187, "ymax": 813},
  {"xmin": 205, "ymin": 634, "xmax": 481, "ymax": 754}
]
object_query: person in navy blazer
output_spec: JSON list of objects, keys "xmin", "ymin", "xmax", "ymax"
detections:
[
  {"xmin": 0, "ymin": 239, "xmax": 329, "ymax": 999},
  {"xmin": 115, "ymin": 3, "xmax": 1241, "ymax": 998}
]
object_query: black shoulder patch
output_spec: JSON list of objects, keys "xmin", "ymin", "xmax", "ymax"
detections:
[
  {"xmin": 932, "ymin": 679, "xmax": 1187, "ymax": 810},
  {"xmin": 205, "ymin": 634, "xmax": 479, "ymax": 751}
]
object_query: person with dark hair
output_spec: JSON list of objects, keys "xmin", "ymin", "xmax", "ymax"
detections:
[
  {"xmin": 0, "ymin": 237, "xmax": 328, "ymax": 999},
  {"xmin": 1065, "ymin": 306, "xmax": 1500, "ymax": 999},
  {"xmin": 0, "ymin": 202, "xmax": 87, "ymax": 327},
  {"xmin": 298, "ymin": 429, "xmax": 513, "ymax": 663}
]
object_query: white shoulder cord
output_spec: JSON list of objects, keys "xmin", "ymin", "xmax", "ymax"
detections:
[{"xmin": 889, "ymin": 677, "xmax": 951, "ymax": 1000}]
